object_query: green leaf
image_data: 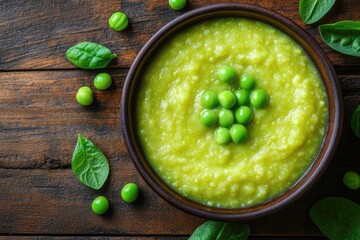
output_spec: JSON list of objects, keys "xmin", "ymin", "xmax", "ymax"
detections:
[
  {"xmin": 66, "ymin": 42, "xmax": 116, "ymax": 69},
  {"xmin": 319, "ymin": 21, "xmax": 360, "ymax": 57},
  {"xmin": 300, "ymin": 0, "xmax": 336, "ymax": 24},
  {"xmin": 309, "ymin": 197, "xmax": 360, "ymax": 240},
  {"xmin": 71, "ymin": 134, "xmax": 110, "ymax": 190},
  {"xmin": 351, "ymin": 105, "xmax": 360, "ymax": 137},
  {"xmin": 188, "ymin": 221, "xmax": 250, "ymax": 240}
]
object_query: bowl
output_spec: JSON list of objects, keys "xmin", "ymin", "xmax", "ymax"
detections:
[{"xmin": 121, "ymin": 3, "xmax": 343, "ymax": 220}]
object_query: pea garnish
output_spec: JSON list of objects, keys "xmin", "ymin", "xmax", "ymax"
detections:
[
  {"xmin": 218, "ymin": 90, "xmax": 236, "ymax": 109},
  {"xmin": 108, "ymin": 12, "xmax": 128, "ymax": 31},
  {"xmin": 198, "ymin": 66, "xmax": 270, "ymax": 145},
  {"xmin": 200, "ymin": 109, "xmax": 218, "ymax": 127},
  {"xmin": 92, "ymin": 196, "xmax": 109, "ymax": 215},
  {"xmin": 240, "ymin": 74, "xmax": 256, "ymax": 90},
  {"xmin": 235, "ymin": 106, "xmax": 253, "ymax": 125},
  {"xmin": 230, "ymin": 124, "xmax": 248, "ymax": 143},
  {"xmin": 78, "ymin": 86, "xmax": 92, "ymax": 96},
  {"xmin": 250, "ymin": 88, "xmax": 269, "ymax": 109},
  {"xmin": 201, "ymin": 91, "xmax": 218, "ymax": 109},
  {"xmin": 234, "ymin": 89, "xmax": 251, "ymax": 106},
  {"xmin": 215, "ymin": 127, "xmax": 232, "ymax": 145},
  {"xmin": 121, "ymin": 183, "xmax": 140, "ymax": 203},
  {"xmin": 76, "ymin": 86, "xmax": 93, "ymax": 106},
  {"xmin": 218, "ymin": 109, "xmax": 234, "ymax": 128},
  {"xmin": 168, "ymin": 0, "xmax": 187, "ymax": 10},
  {"xmin": 94, "ymin": 73, "xmax": 112, "ymax": 90},
  {"xmin": 217, "ymin": 66, "xmax": 237, "ymax": 84}
]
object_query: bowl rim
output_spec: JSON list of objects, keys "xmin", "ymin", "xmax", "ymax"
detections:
[{"xmin": 121, "ymin": 3, "xmax": 343, "ymax": 220}]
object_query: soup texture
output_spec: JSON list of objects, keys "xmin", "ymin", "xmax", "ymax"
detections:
[{"xmin": 136, "ymin": 17, "xmax": 328, "ymax": 208}]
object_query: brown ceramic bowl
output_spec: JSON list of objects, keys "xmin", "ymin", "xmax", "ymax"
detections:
[{"xmin": 121, "ymin": 3, "xmax": 343, "ymax": 220}]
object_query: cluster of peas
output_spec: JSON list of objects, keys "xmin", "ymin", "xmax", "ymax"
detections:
[
  {"xmin": 91, "ymin": 183, "xmax": 140, "ymax": 215},
  {"xmin": 76, "ymin": 73, "xmax": 113, "ymax": 106},
  {"xmin": 200, "ymin": 66, "xmax": 269, "ymax": 145}
]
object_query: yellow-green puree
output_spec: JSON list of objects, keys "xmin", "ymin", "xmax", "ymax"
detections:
[{"xmin": 136, "ymin": 18, "xmax": 328, "ymax": 208}]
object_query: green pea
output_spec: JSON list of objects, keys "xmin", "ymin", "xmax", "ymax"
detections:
[
  {"xmin": 234, "ymin": 89, "xmax": 250, "ymax": 106},
  {"xmin": 343, "ymin": 171, "xmax": 360, "ymax": 190},
  {"xmin": 76, "ymin": 86, "xmax": 94, "ymax": 106},
  {"xmin": 218, "ymin": 90, "xmax": 236, "ymax": 109},
  {"xmin": 94, "ymin": 73, "xmax": 112, "ymax": 90},
  {"xmin": 108, "ymin": 12, "xmax": 128, "ymax": 31},
  {"xmin": 92, "ymin": 196, "xmax": 109, "ymax": 215},
  {"xmin": 239, "ymin": 74, "xmax": 256, "ymax": 90},
  {"xmin": 121, "ymin": 183, "xmax": 140, "ymax": 203},
  {"xmin": 78, "ymin": 86, "xmax": 93, "ymax": 96},
  {"xmin": 215, "ymin": 127, "xmax": 231, "ymax": 145},
  {"xmin": 235, "ymin": 106, "xmax": 253, "ymax": 125},
  {"xmin": 250, "ymin": 89, "xmax": 269, "ymax": 109},
  {"xmin": 230, "ymin": 124, "xmax": 248, "ymax": 143},
  {"xmin": 218, "ymin": 109, "xmax": 234, "ymax": 128},
  {"xmin": 217, "ymin": 66, "xmax": 237, "ymax": 84},
  {"xmin": 200, "ymin": 109, "xmax": 217, "ymax": 127},
  {"xmin": 201, "ymin": 91, "xmax": 218, "ymax": 109},
  {"xmin": 168, "ymin": 0, "xmax": 187, "ymax": 10}
]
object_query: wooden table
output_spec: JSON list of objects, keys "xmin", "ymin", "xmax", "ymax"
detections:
[{"xmin": 1, "ymin": 1, "xmax": 360, "ymax": 239}]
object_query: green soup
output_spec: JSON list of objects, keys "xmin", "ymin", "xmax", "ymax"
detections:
[{"xmin": 136, "ymin": 17, "xmax": 328, "ymax": 208}]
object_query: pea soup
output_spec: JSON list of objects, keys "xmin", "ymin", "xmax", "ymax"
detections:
[{"xmin": 136, "ymin": 17, "xmax": 328, "ymax": 208}]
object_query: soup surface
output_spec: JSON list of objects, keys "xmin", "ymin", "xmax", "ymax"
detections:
[{"xmin": 136, "ymin": 17, "xmax": 328, "ymax": 208}]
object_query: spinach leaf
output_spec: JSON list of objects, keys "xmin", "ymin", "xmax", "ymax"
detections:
[
  {"xmin": 66, "ymin": 42, "xmax": 116, "ymax": 69},
  {"xmin": 319, "ymin": 21, "xmax": 360, "ymax": 57},
  {"xmin": 300, "ymin": 0, "xmax": 336, "ymax": 24},
  {"xmin": 309, "ymin": 197, "xmax": 360, "ymax": 240},
  {"xmin": 71, "ymin": 134, "xmax": 109, "ymax": 190},
  {"xmin": 189, "ymin": 221, "xmax": 250, "ymax": 240}
]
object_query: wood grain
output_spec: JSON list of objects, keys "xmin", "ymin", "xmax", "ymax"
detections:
[
  {"xmin": 0, "ymin": 69, "xmax": 125, "ymax": 169},
  {"xmin": 0, "ymin": 160, "xmax": 359, "ymax": 236},
  {"xmin": 1, "ymin": 0, "xmax": 360, "ymax": 70}
]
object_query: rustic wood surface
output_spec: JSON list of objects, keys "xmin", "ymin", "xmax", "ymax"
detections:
[{"xmin": 1, "ymin": 0, "xmax": 360, "ymax": 239}]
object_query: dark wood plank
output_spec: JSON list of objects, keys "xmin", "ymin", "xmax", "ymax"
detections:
[
  {"xmin": 0, "ymin": 161, "xmax": 358, "ymax": 236},
  {"xmin": 1, "ymin": 0, "xmax": 360, "ymax": 70},
  {"xmin": 0, "ymin": 168, "xmax": 203, "ymax": 235},
  {"xmin": 0, "ymin": 69, "xmax": 125, "ymax": 169},
  {"xmin": 0, "ymin": 237, "xmax": 327, "ymax": 240}
]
